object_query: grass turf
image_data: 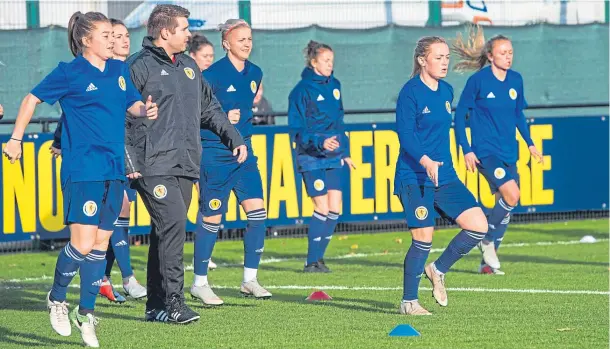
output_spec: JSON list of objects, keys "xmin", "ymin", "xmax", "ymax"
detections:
[{"xmin": 0, "ymin": 219, "xmax": 607, "ymax": 348}]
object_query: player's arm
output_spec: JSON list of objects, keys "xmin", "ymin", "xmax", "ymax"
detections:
[
  {"xmin": 396, "ymin": 88, "xmax": 425, "ymax": 162},
  {"xmin": 396, "ymin": 87, "xmax": 442, "ymax": 186},
  {"xmin": 515, "ymin": 77, "xmax": 533, "ymax": 147},
  {"xmin": 335, "ymin": 85, "xmax": 355, "ymax": 169},
  {"xmin": 4, "ymin": 94, "xmax": 43, "ymax": 163},
  {"xmin": 454, "ymin": 76, "xmax": 476, "ymax": 155},
  {"xmin": 52, "ymin": 117, "xmax": 62, "ymax": 149},
  {"xmin": 4, "ymin": 65, "xmax": 68, "ymax": 163},
  {"xmin": 200, "ymin": 79, "xmax": 247, "ymax": 162},
  {"xmin": 288, "ymin": 89, "xmax": 325, "ymax": 155},
  {"xmin": 49, "ymin": 115, "xmax": 63, "ymax": 158},
  {"xmin": 125, "ymin": 60, "xmax": 149, "ymax": 177},
  {"xmin": 455, "ymin": 77, "xmax": 479, "ymax": 172},
  {"xmin": 515, "ymin": 77, "xmax": 542, "ymax": 163}
]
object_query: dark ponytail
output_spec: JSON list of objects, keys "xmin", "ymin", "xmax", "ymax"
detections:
[
  {"xmin": 67, "ymin": 11, "xmax": 109, "ymax": 57},
  {"xmin": 304, "ymin": 40, "xmax": 332, "ymax": 68}
]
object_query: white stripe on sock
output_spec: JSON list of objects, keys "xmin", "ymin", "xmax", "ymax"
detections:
[
  {"xmin": 498, "ymin": 198, "xmax": 514, "ymax": 211},
  {"xmin": 247, "ymin": 210, "xmax": 267, "ymax": 220},
  {"xmin": 465, "ymin": 231, "xmax": 486, "ymax": 240},
  {"xmin": 202, "ymin": 223, "xmax": 220, "ymax": 233},
  {"xmin": 64, "ymin": 244, "xmax": 84, "ymax": 261},
  {"xmin": 312, "ymin": 212, "xmax": 327, "ymax": 221}
]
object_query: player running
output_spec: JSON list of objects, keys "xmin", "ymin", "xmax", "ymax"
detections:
[
  {"xmin": 288, "ymin": 40, "xmax": 355, "ymax": 273},
  {"xmin": 3, "ymin": 11, "xmax": 157, "ymax": 347},
  {"xmin": 51, "ymin": 19, "xmax": 147, "ymax": 303},
  {"xmin": 188, "ymin": 32, "xmax": 218, "ymax": 271},
  {"xmin": 452, "ymin": 26, "xmax": 543, "ymax": 275},
  {"xmin": 394, "ymin": 36, "xmax": 489, "ymax": 315},
  {"xmin": 191, "ymin": 19, "xmax": 271, "ymax": 306}
]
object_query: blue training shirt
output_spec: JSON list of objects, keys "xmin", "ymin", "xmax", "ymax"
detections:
[
  {"xmin": 31, "ymin": 55, "xmax": 141, "ymax": 185},
  {"xmin": 394, "ymin": 75, "xmax": 458, "ymax": 187},
  {"xmin": 201, "ymin": 56, "xmax": 262, "ymax": 164},
  {"xmin": 454, "ymin": 66, "xmax": 533, "ymax": 163},
  {"xmin": 288, "ymin": 67, "xmax": 349, "ymax": 172}
]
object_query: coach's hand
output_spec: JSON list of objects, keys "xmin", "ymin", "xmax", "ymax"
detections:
[
  {"xmin": 529, "ymin": 145, "xmax": 544, "ymax": 165},
  {"xmin": 420, "ymin": 155, "xmax": 443, "ymax": 187},
  {"xmin": 323, "ymin": 136, "xmax": 340, "ymax": 151},
  {"xmin": 464, "ymin": 152, "xmax": 480, "ymax": 173},
  {"xmin": 343, "ymin": 157, "xmax": 357, "ymax": 170},
  {"xmin": 228, "ymin": 109, "xmax": 240, "ymax": 124},
  {"xmin": 50, "ymin": 145, "xmax": 61, "ymax": 158},
  {"xmin": 2, "ymin": 138, "xmax": 22, "ymax": 164},
  {"xmin": 145, "ymin": 95, "xmax": 158, "ymax": 120},
  {"xmin": 127, "ymin": 172, "xmax": 143, "ymax": 180},
  {"xmin": 233, "ymin": 145, "xmax": 247, "ymax": 163}
]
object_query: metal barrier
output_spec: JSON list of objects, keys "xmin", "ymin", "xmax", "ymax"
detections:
[{"xmin": 1, "ymin": 102, "xmax": 608, "ymax": 132}]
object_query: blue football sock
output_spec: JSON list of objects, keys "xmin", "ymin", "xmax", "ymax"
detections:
[
  {"xmin": 403, "ymin": 239, "xmax": 431, "ymax": 301},
  {"xmin": 244, "ymin": 209, "xmax": 267, "ymax": 269},
  {"xmin": 307, "ymin": 211, "xmax": 327, "ymax": 265},
  {"xmin": 319, "ymin": 211, "xmax": 339, "ymax": 260},
  {"xmin": 435, "ymin": 230, "xmax": 486, "ymax": 274},
  {"xmin": 50, "ymin": 243, "xmax": 85, "ymax": 302},
  {"xmin": 79, "ymin": 250, "xmax": 107, "ymax": 312},
  {"xmin": 484, "ymin": 198, "xmax": 514, "ymax": 241},
  {"xmin": 104, "ymin": 246, "xmax": 115, "ymax": 279},
  {"xmin": 111, "ymin": 217, "xmax": 133, "ymax": 280},
  {"xmin": 493, "ymin": 213, "xmax": 511, "ymax": 250},
  {"xmin": 193, "ymin": 217, "xmax": 220, "ymax": 277}
]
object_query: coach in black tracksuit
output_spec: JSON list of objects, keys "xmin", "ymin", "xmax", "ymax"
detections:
[{"xmin": 124, "ymin": 5, "xmax": 247, "ymax": 324}]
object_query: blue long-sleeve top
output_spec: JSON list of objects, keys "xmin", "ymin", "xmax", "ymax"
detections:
[
  {"xmin": 288, "ymin": 67, "xmax": 350, "ymax": 172},
  {"xmin": 454, "ymin": 66, "xmax": 533, "ymax": 163},
  {"xmin": 200, "ymin": 56, "xmax": 262, "ymax": 164},
  {"xmin": 394, "ymin": 75, "xmax": 458, "ymax": 187}
]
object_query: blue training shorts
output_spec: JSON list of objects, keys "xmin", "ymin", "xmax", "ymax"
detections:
[
  {"xmin": 477, "ymin": 155, "xmax": 519, "ymax": 194},
  {"xmin": 301, "ymin": 167, "xmax": 345, "ymax": 197},
  {"xmin": 395, "ymin": 180, "xmax": 479, "ymax": 228},
  {"xmin": 199, "ymin": 156, "xmax": 264, "ymax": 216},
  {"xmin": 62, "ymin": 180, "xmax": 124, "ymax": 231},
  {"xmin": 125, "ymin": 185, "xmax": 137, "ymax": 202}
]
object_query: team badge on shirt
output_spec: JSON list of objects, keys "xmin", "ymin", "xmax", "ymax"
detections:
[
  {"xmin": 333, "ymin": 89, "xmax": 341, "ymax": 100},
  {"xmin": 184, "ymin": 67, "xmax": 195, "ymax": 80},
  {"xmin": 445, "ymin": 101, "xmax": 451, "ymax": 114},
  {"xmin": 83, "ymin": 201, "xmax": 98, "ymax": 217},
  {"xmin": 415, "ymin": 206, "xmax": 428, "ymax": 220},
  {"xmin": 209, "ymin": 199, "xmax": 222, "ymax": 210},
  {"xmin": 494, "ymin": 167, "xmax": 506, "ymax": 179},
  {"xmin": 509, "ymin": 88, "xmax": 518, "ymax": 100},
  {"xmin": 118, "ymin": 76, "xmax": 126, "ymax": 91},
  {"xmin": 314, "ymin": 179, "xmax": 325, "ymax": 191},
  {"xmin": 153, "ymin": 185, "xmax": 167, "ymax": 199},
  {"xmin": 250, "ymin": 80, "xmax": 257, "ymax": 94}
]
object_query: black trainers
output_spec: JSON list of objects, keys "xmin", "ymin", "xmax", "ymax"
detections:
[
  {"xmin": 303, "ymin": 262, "xmax": 325, "ymax": 273},
  {"xmin": 317, "ymin": 259, "xmax": 331, "ymax": 273},
  {"xmin": 167, "ymin": 296, "xmax": 200, "ymax": 324},
  {"xmin": 145, "ymin": 308, "xmax": 169, "ymax": 322}
]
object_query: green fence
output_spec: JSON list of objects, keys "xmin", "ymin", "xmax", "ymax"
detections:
[{"xmin": 0, "ymin": 24, "xmax": 608, "ymax": 124}]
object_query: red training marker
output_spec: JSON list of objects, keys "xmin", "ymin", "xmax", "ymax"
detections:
[{"xmin": 306, "ymin": 291, "xmax": 332, "ymax": 301}]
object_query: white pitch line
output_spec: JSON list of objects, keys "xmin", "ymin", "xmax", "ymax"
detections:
[
  {"xmin": 188, "ymin": 238, "xmax": 608, "ymax": 269},
  {"xmin": 2, "ymin": 238, "xmax": 607, "ymax": 284},
  {"xmin": 209, "ymin": 285, "xmax": 609, "ymax": 296},
  {"xmin": 2, "ymin": 283, "xmax": 607, "ymax": 296}
]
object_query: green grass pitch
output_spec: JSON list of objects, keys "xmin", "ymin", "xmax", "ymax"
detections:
[{"xmin": 0, "ymin": 219, "xmax": 607, "ymax": 348}]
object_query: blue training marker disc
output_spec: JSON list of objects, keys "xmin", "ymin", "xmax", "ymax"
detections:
[{"xmin": 389, "ymin": 324, "xmax": 421, "ymax": 337}]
